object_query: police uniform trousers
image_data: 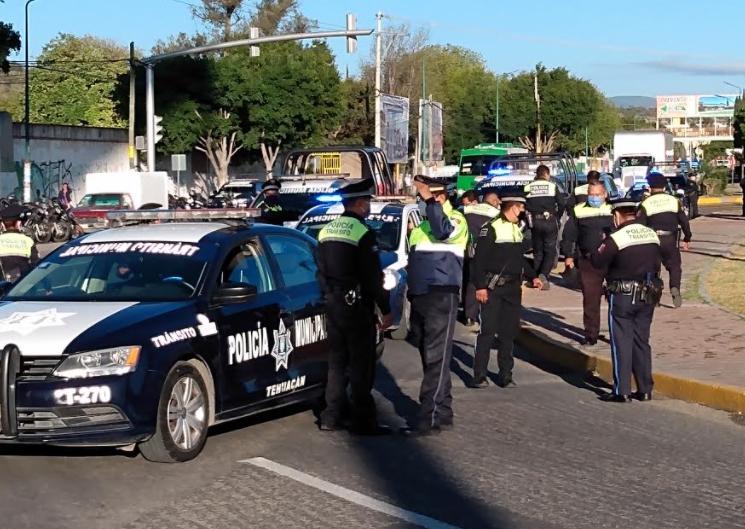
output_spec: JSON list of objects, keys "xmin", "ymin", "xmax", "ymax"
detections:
[
  {"xmin": 462, "ymin": 258, "xmax": 480, "ymax": 322},
  {"xmin": 473, "ymin": 282, "xmax": 522, "ymax": 381},
  {"xmin": 531, "ymin": 217, "xmax": 559, "ymax": 278},
  {"xmin": 607, "ymin": 293, "xmax": 654, "ymax": 396},
  {"xmin": 578, "ymin": 257, "xmax": 605, "ymax": 342},
  {"xmin": 321, "ymin": 295, "xmax": 377, "ymax": 429},
  {"xmin": 409, "ymin": 291, "xmax": 458, "ymax": 430},
  {"xmin": 659, "ymin": 233, "xmax": 682, "ymax": 290}
]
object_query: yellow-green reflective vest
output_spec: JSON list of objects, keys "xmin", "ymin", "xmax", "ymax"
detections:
[{"xmin": 318, "ymin": 216, "xmax": 369, "ymax": 246}]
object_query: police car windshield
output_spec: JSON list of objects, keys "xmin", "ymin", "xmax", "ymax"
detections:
[
  {"xmin": 298, "ymin": 212, "xmax": 402, "ymax": 252},
  {"xmin": 6, "ymin": 243, "xmax": 207, "ymax": 302},
  {"xmin": 77, "ymin": 194, "xmax": 127, "ymax": 207}
]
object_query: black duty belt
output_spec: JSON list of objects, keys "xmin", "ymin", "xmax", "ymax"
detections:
[
  {"xmin": 655, "ymin": 230, "xmax": 677, "ymax": 236},
  {"xmin": 537, "ymin": 212, "xmax": 555, "ymax": 220},
  {"xmin": 606, "ymin": 280, "xmax": 643, "ymax": 295},
  {"xmin": 486, "ymin": 273, "xmax": 521, "ymax": 290}
]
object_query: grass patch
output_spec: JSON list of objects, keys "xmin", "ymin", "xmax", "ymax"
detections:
[
  {"xmin": 705, "ymin": 245, "xmax": 745, "ymax": 315},
  {"xmin": 683, "ymin": 272, "xmax": 704, "ymax": 302}
]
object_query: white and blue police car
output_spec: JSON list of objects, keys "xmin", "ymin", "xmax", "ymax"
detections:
[
  {"xmin": 296, "ymin": 198, "xmax": 422, "ymax": 340},
  {"xmin": 0, "ymin": 210, "xmax": 331, "ymax": 462}
]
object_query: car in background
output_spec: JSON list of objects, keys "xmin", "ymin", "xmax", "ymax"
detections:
[
  {"xmin": 296, "ymin": 198, "xmax": 422, "ymax": 340},
  {"xmin": 208, "ymin": 179, "xmax": 263, "ymax": 208},
  {"xmin": 624, "ymin": 176, "xmax": 699, "ymax": 219},
  {"xmin": 70, "ymin": 193, "xmax": 135, "ymax": 233}
]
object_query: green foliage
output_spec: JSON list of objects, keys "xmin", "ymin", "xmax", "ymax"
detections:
[
  {"xmin": 703, "ymin": 167, "xmax": 729, "ymax": 195},
  {"xmin": 0, "ymin": 21, "xmax": 21, "ymax": 74},
  {"xmin": 333, "ymin": 78, "xmax": 373, "ymax": 145},
  {"xmin": 25, "ymin": 34, "xmax": 128, "ymax": 127},
  {"xmin": 733, "ymin": 96, "xmax": 745, "ymax": 150},
  {"xmin": 702, "ymin": 140, "xmax": 733, "ymax": 161}
]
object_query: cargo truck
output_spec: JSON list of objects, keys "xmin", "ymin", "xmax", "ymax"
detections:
[{"xmin": 612, "ymin": 131, "xmax": 674, "ymax": 193}]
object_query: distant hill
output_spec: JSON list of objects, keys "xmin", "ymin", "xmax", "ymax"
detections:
[{"xmin": 609, "ymin": 96, "xmax": 656, "ymax": 109}]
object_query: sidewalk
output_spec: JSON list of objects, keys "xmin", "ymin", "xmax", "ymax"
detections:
[{"xmin": 518, "ymin": 214, "xmax": 745, "ymax": 412}]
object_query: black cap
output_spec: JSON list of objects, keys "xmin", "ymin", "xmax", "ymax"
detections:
[
  {"xmin": 263, "ymin": 179, "xmax": 281, "ymax": 193},
  {"xmin": 413, "ymin": 175, "xmax": 450, "ymax": 193},
  {"xmin": 646, "ymin": 171, "xmax": 667, "ymax": 189},
  {"xmin": 339, "ymin": 178, "xmax": 375, "ymax": 199},
  {"xmin": 0, "ymin": 204, "xmax": 27, "ymax": 220},
  {"xmin": 497, "ymin": 187, "xmax": 527, "ymax": 204},
  {"xmin": 609, "ymin": 196, "xmax": 639, "ymax": 211}
]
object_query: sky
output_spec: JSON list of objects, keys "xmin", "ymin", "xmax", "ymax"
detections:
[{"xmin": 2, "ymin": 0, "xmax": 745, "ymax": 97}]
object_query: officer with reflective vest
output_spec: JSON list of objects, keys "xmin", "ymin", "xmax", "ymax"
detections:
[
  {"xmin": 316, "ymin": 179, "xmax": 393, "ymax": 435},
  {"xmin": 567, "ymin": 170, "xmax": 601, "ymax": 211},
  {"xmin": 591, "ymin": 197, "xmax": 662, "ymax": 403},
  {"xmin": 637, "ymin": 171, "xmax": 692, "ymax": 308},
  {"xmin": 258, "ymin": 179, "xmax": 284, "ymax": 225},
  {"xmin": 561, "ymin": 181, "xmax": 613, "ymax": 345},
  {"xmin": 405, "ymin": 175, "xmax": 468, "ymax": 436},
  {"xmin": 460, "ymin": 190, "xmax": 499, "ymax": 328},
  {"xmin": 524, "ymin": 164, "xmax": 566, "ymax": 289},
  {"xmin": 0, "ymin": 204, "xmax": 38, "ymax": 283},
  {"xmin": 470, "ymin": 188, "xmax": 544, "ymax": 389}
]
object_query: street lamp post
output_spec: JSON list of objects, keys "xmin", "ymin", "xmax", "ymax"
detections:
[{"xmin": 23, "ymin": 0, "xmax": 37, "ymax": 204}]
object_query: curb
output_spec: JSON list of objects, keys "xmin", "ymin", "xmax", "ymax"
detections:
[
  {"xmin": 517, "ymin": 326, "xmax": 745, "ymax": 414},
  {"xmin": 698, "ymin": 196, "xmax": 743, "ymax": 205}
]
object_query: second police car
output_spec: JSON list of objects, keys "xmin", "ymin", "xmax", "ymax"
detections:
[
  {"xmin": 296, "ymin": 198, "xmax": 421, "ymax": 340},
  {"xmin": 0, "ymin": 210, "xmax": 329, "ymax": 462}
]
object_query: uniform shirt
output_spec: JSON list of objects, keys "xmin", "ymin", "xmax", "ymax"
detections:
[
  {"xmin": 463, "ymin": 202, "xmax": 499, "ymax": 239},
  {"xmin": 637, "ymin": 192, "xmax": 692, "ymax": 242},
  {"xmin": 524, "ymin": 179, "xmax": 566, "ymax": 216},
  {"xmin": 590, "ymin": 220, "xmax": 661, "ymax": 282},
  {"xmin": 316, "ymin": 212, "xmax": 390, "ymax": 314},
  {"xmin": 407, "ymin": 199, "xmax": 468, "ymax": 296},
  {"xmin": 0, "ymin": 231, "xmax": 39, "ymax": 282},
  {"xmin": 259, "ymin": 199, "xmax": 285, "ymax": 226},
  {"xmin": 470, "ymin": 216, "xmax": 537, "ymax": 289},
  {"xmin": 560, "ymin": 203, "xmax": 613, "ymax": 258}
]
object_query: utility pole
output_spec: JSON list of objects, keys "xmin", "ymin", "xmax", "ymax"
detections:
[
  {"xmin": 495, "ymin": 76, "xmax": 500, "ymax": 144},
  {"xmin": 128, "ymin": 42, "xmax": 136, "ymax": 170},
  {"xmin": 374, "ymin": 12, "xmax": 383, "ymax": 149},
  {"xmin": 534, "ymin": 71, "xmax": 542, "ymax": 153},
  {"xmin": 24, "ymin": 0, "xmax": 37, "ymax": 203}
]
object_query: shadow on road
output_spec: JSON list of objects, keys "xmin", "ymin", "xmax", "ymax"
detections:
[{"xmin": 521, "ymin": 307, "xmax": 586, "ymax": 343}]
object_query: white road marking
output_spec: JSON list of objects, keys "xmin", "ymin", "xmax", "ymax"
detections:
[{"xmin": 240, "ymin": 457, "xmax": 463, "ymax": 529}]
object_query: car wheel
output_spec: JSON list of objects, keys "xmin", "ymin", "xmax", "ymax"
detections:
[
  {"xmin": 390, "ymin": 288, "xmax": 410, "ymax": 340},
  {"xmin": 139, "ymin": 362, "xmax": 209, "ymax": 463}
]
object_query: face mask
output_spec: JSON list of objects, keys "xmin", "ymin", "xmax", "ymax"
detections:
[{"xmin": 587, "ymin": 196, "xmax": 604, "ymax": 208}]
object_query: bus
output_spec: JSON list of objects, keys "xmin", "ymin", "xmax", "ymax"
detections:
[{"xmin": 456, "ymin": 143, "xmax": 529, "ymax": 195}]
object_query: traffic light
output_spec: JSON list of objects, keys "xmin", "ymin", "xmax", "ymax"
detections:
[
  {"xmin": 250, "ymin": 27, "xmax": 260, "ymax": 58},
  {"xmin": 346, "ymin": 13, "xmax": 357, "ymax": 54},
  {"xmin": 154, "ymin": 115, "xmax": 163, "ymax": 145}
]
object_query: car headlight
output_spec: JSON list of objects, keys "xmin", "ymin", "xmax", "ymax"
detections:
[
  {"xmin": 383, "ymin": 269, "xmax": 400, "ymax": 291},
  {"xmin": 53, "ymin": 346, "xmax": 141, "ymax": 379}
]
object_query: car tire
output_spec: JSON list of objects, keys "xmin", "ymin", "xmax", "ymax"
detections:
[
  {"xmin": 390, "ymin": 290, "xmax": 410, "ymax": 341},
  {"xmin": 139, "ymin": 362, "xmax": 210, "ymax": 463}
]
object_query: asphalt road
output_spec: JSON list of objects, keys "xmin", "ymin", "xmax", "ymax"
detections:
[{"xmin": 1, "ymin": 322, "xmax": 744, "ymax": 529}]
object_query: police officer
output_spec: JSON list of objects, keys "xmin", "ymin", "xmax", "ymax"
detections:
[
  {"xmin": 0, "ymin": 204, "xmax": 38, "ymax": 283},
  {"xmin": 561, "ymin": 181, "xmax": 613, "ymax": 345},
  {"xmin": 461, "ymin": 190, "xmax": 499, "ymax": 327},
  {"xmin": 637, "ymin": 171, "xmax": 692, "ymax": 308},
  {"xmin": 258, "ymin": 179, "xmax": 284, "ymax": 225},
  {"xmin": 525, "ymin": 164, "xmax": 566, "ymax": 289},
  {"xmin": 316, "ymin": 179, "xmax": 393, "ymax": 435},
  {"xmin": 470, "ymin": 189, "xmax": 544, "ymax": 389},
  {"xmin": 591, "ymin": 198, "xmax": 662, "ymax": 402},
  {"xmin": 406, "ymin": 175, "xmax": 468, "ymax": 435},
  {"xmin": 567, "ymin": 170, "xmax": 601, "ymax": 211}
]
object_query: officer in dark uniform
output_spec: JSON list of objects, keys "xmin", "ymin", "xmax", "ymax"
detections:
[
  {"xmin": 637, "ymin": 171, "xmax": 692, "ymax": 308},
  {"xmin": 470, "ymin": 189, "xmax": 544, "ymax": 389},
  {"xmin": 406, "ymin": 175, "xmax": 468, "ymax": 435},
  {"xmin": 316, "ymin": 179, "xmax": 393, "ymax": 435},
  {"xmin": 460, "ymin": 190, "xmax": 499, "ymax": 328},
  {"xmin": 567, "ymin": 170, "xmax": 601, "ymax": 211},
  {"xmin": 258, "ymin": 179, "xmax": 284, "ymax": 225},
  {"xmin": 525, "ymin": 164, "xmax": 566, "ymax": 289},
  {"xmin": 591, "ymin": 197, "xmax": 662, "ymax": 402},
  {"xmin": 561, "ymin": 181, "xmax": 613, "ymax": 345},
  {"xmin": 0, "ymin": 204, "xmax": 38, "ymax": 283}
]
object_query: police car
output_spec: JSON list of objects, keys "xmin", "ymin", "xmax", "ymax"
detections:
[
  {"xmin": 296, "ymin": 198, "xmax": 422, "ymax": 340},
  {"xmin": 0, "ymin": 210, "xmax": 330, "ymax": 462}
]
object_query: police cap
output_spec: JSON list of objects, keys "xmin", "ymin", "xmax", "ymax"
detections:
[
  {"xmin": 262, "ymin": 179, "xmax": 281, "ymax": 193},
  {"xmin": 0, "ymin": 204, "xmax": 27, "ymax": 221},
  {"xmin": 413, "ymin": 175, "xmax": 450, "ymax": 193},
  {"xmin": 497, "ymin": 187, "xmax": 527, "ymax": 204},
  {"xmin": 339, "ymin": 178, "xmax": 375, "ymax": 199},
  {"xmin": 646, "ymin": 171, "xmax": 667, "ymax": 189},
  {"xmin": 609, "ymin": 196, "xmax": 639, "ymax": 212}
]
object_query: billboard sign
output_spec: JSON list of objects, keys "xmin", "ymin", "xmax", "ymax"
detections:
[
  {"xmin": 420, "ymin": 99, "xmax": 444, "ymax": 162},
  {"xmin": 697, "ymin": 95, "xmax": 737, "ymax": 116},
  {"xmin": 657, "ymin": 94, "xmax": 738, "ymax": 119},
  {"xmin": 657, "ymin": 95, "xmax": 690, "ymax": 118},
  {"xmin": 380, "ymin": 94, "xmax": 410, "ymax": 164}
]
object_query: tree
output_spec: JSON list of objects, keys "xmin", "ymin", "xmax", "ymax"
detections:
[
  {"xmin": 332, "ymin": 78, "xmax": 374, "ymax": 145},
  {"xmin": 733, "ymin": 96, "xmax": 745, "ymax": 151},
  {"xmin": 191, "ymin": 0, "xmax": 248, "ymax": 41},
  {"xmin": 195, "ymin": 109, "xmax": 242, "ymax": 188},
  {"xmin": 0, "ymin": 21, "xmax": 21, "ymax": 74},
  {"xmin": 23, "ymin": 34, "xmax": 128, "ymax": 127}
]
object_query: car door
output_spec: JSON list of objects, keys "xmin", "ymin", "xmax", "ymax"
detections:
[
  {"xmin": 211, "ymin": 237, "xmax": 285, "ymax": 414},
  {"xmin": 262, "ymin": 233, "xmax": 327, "ymax": 389}
]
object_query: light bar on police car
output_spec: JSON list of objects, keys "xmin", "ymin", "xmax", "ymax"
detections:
[{"xmin": 106, "ymin": 209, "xmax": 261, "ymax": 222}]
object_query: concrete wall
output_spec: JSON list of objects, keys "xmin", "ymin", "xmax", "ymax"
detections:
[{"xmin": 0, "ymin": 113, "xmax": 13, "ymax": 172}]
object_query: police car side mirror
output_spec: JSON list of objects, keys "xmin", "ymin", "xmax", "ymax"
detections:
[
  {"xmin": 0, "ymin": 281, "xmax": 11, "ymax": 298},
  {"xmin": 213, "ymin": 282, "xmax": 257, "ymax": 305}
]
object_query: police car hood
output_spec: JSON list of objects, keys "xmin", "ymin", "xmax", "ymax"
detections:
[{"xmin": 0, "ymin": 300, "xmax": 194, "ymax": 357}]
